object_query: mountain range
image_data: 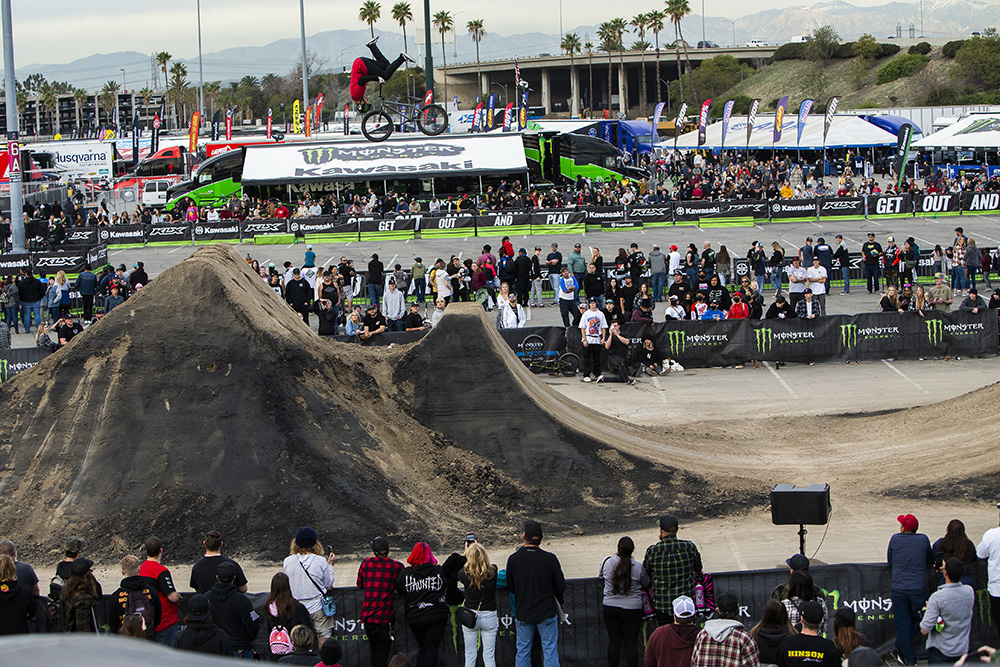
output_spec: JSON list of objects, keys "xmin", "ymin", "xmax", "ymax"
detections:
[{"xmin": 7, "ymin": 0, "xmax": 999, "ymax": 91}]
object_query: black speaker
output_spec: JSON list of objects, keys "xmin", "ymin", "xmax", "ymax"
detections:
[{"xmin": 770, "ymin": 484, "xmax": 831, "ymax": 525}]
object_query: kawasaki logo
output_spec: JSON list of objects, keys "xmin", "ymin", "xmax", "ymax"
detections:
[
  {"xmin": 841, "ymin": 324, "xmax": 857, "ymax": 349},
  {"xmin": 925, "ymin": 319, "xmax": 943, "ymax": 346},
  {"xmin": 674, "ymin": 207, "xmax": 686, "ymax": 216},
  {"xmin": 755, "ymin": 327, "xmax": 772, "ymax": 354},
  {"xmin": 299, "ymin": 144, "xmax": 464, "ymax": 164},
  {"xmin": 195, "ymin": 226, "xmax": 205, "ymax": 235},
  {"xmin": 289, "ymin": 223, "xmax": 299, "ymax": 232},
  {"xmin": 772, "ymin": 204, "xmax": 781, "ymax": 213},
  {"xmin": 667, "ymin": 330, "xmax": 685, "ymax": 355},
  {"xmin": 99, "ymin": 230, "xmax": 110, "ymax": 239}
]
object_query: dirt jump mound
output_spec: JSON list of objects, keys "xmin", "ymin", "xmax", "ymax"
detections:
[{"xmin": 0, "ymin": 246, "xmax": 757, "ymax": 560}]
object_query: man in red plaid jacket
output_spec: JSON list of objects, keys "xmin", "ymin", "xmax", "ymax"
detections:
[
  {"xmin": 691, "ymin": 592, "xmax": 760, "ymax": 667},
  {"xmin": 357, "ymin": 536, "xmax": 404, "ymax": 667}
]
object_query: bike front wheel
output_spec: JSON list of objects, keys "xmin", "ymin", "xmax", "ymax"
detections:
[
  {"xmin": 362, "ymin": 110, "xmax": 394, "ymax": 142},
  {"xmin": 417, "ymin": 104, "xmax": 448, "ymax": 136},
  {"xmin": 558, "ymin": 353, "xmax": 581, "ymax": 377}
]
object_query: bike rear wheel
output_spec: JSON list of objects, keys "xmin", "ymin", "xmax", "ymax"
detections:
[
  {"xmin": 558, "ymin": 353, "xmax": 580, "ymax": 377},
  {"xmin": 417, "ymin": 104, "xmax": 448, "ymax": 136},
  {"xmin": 520, "ymin": 334, "xmax": 546, "ymax": 370},
  {"xmin": 362, "ymin": 110, "xmax": 394, "ymax": 142}
]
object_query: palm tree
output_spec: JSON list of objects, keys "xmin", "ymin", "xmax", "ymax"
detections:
[
  {"xmin": 647, "ymin": 10, "xmax": 665, "ymax": 103},
  {"xmin": 597, "ymin": 22, "xmax": 618, "ymax": 111},
  {"xmin": 39, "ymin": 83, "xmax": 57, "ymax": 136},
  {"xmin": 99, "ymin": 80, "xmax": 121, "ymax": 125},
  {"xmin": 392, "ymin": 3, "xmax": 414, "ymax": 97},
  {"xmin": 168, "ymin": 62, "xmax": 188, "ymax": 128},
  {"xmin": 610, "ymin": 18, "xmax": 628, "ymax": 116},
  {"xmin": 584, "ymin": 41, "xmax": 595, "ymax": 114},
  {"xmin": 155, "ymin": 51, "xmax": 171, "ymax": 90},
  {"xmin": 204, "ymin": 81, "xmax": 221, "ymax": 117},
  {"xmin": 359, "ymin": 1, "xmax": 381, "ymax": 38},
  {"xmin": 467, "ymin": 20, "xmax": 486, "ymax": 101},
  {"xmin": 561, "ymin": 33, "xmax": 581, "ymax": 115},
  {"xmin": 72, "ymin": 87, "xmax": 87, "ymax": 131},
  {"xmin": 631, "ymin": 14, "xmax": 649, "ymax": 116},
  {"xmin": 432, "ymin": 10, "xmax": 454, "ymax": 103},
  {"xmin": 666, "ymin": 0, "xmax": 698, "ymax": 105}
]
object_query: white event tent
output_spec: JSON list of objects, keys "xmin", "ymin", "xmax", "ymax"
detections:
[
  {"xmin": 660, "ymin": 114, "xmax": 898, "ymax": 151},
  {"xmin": 913, "ymin": 113, "xmax": 1000, "ymax": 149}
]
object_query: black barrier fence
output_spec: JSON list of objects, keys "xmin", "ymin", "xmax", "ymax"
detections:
[
  {"xmin": 331, "ymin": 330, "xmax": 429, "ymax": 346},
  {"xmin": 0, "ymin": 347, "xmax": 53, "ymax": 384},
  {"xmin": 77, "ymin": 561, "xmax": 996, "ymax": 666},
  {"xmin": 29, "ymin": 245, "xmax": 108, "ymax": 276}
]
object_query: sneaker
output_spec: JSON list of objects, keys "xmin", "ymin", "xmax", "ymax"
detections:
[
  {"xmin": 402, "ymin": 52, "xmax": 416, "ymax": 64},
  {"xmin": 583, "ymin": 376, "xmax": 592, "ymax": 383},
  {"xmin": 840, "ymin": 291, "xmax": 849, "ymax": 295},
  {"xmin": 378, "ymin": 76, "xmax": 386, "ymax": 84},
  {"xmin": 626, "ymin": 378, "xmax": 635, "ymax": 385},
  {"xmin": 886, "ymin": 647, "xmax": 906, "ymax": 666},
  {"xmin": 595, "ymin": 375, "xmax": 605, "ymax": 383},
  {"xmin": 366, "ymin": 35, "xmax": 379, "ymax": 48}
]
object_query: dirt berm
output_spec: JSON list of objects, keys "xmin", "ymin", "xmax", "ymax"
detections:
[{"xmin": 0, "ymin": 245, "xmax": 759, "ymax": 560}]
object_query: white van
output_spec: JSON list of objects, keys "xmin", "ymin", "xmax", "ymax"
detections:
[
  {"xmin": 142, "ymin": 180, "xmax": 171, "ymax": 208},
  {"xmin": 787, "ymin": 35, "xmax": 810, "ymax": 43}
]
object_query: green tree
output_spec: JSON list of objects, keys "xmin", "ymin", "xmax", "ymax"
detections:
[
  {"xmin": 666, "ymin": 0, "xmax": 697, "ymax": 105},
  {"xmin": 168, "ymin": 62, "xmax": 190, "ymax": 126},
  {"xmin": 359, "ymin": 1, "xmax": 381, "ymax": 38},
  {"xmin": 72, "ymin": 87, "xmax": 87, "ymax": 130},
  {"xmin": 610, "ymin": 17, "xmax": 629, "ymax": 114},
  {"xmin": 39, "ymin": 83, "xmax": 57, "ymax": 136},
  {"xmin": 954, "ymin": 29, "xmax": 1000, "ymax": 89},
  {"xmin": 584, "ymin": 41, "xmax": 595, "ymax": 113},
  {"xmin": 432, "ymin": 10, "xmax": 454, "ymax": 103},
  {"xmin": 631, "ymin": 13, "xmax": 649, "ymax": 116},
  {"xmin": 646, "ymin": 10, "xmax": 666, "ymax": 103},
  {"xmin": 690, "ymin": 54, "xmax": 753, "ymax": 99},
  {"xmin": 853, "ymin": 33, "xmax": 880, "ymax": 60},
  {"xmin": 468, "ymin": 20, "xmax": 486, "ymax": 100},
  {"xmin": 802, "ymin": 65, "xmax": 828, "ymax": 102},
  {"xmin": 597, "ymin": 22, "xmax": 620, "ymax": 110},
  {"xmin": 562, "ymin": 33, "xmax": 581, "ymax": 115},
  {"xmin": 392, "ymin": 3, "xmax": 414, "ymax": 97},
  {"xmin": 808, "ymin": 25, "xmax": 840, "ymax": 65},
  {"xmin": 99, "ymin": 80, "xmax": 121, "ymax": 125}
]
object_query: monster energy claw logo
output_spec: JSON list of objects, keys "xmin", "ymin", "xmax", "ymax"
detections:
[
  {"xmin": 667, "ymin": 330, "xmax": 686, "ymax": 356},
  {"xmin": 755, "ymin": 328, "xmax": 773, "ymax": 354},
  {"xmin": 840, "ymin": 324, "xmax": 857, "ymax": 349},
  {"xmin": 299, "ymin": 144, "xmax": 464, "ymax": 164},
  {"xmin": 925, "ymin": 319, "xmax": 943, "ymax": 346}
]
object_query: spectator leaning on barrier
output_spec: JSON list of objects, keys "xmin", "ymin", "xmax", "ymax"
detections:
[
  {"xmin": 833, "ymin": 236, "xmax": 850, "ymax": 295},
  {"xmin": 919, "ymin": 557, "xmax": 974, "ymax": 664},
  {"xmin": 644, "ymin": 515, "xmax": 703, "ymax": 626},
  {"xmin": 886, "ymin": 513, "xmax": 934, "ymax": 667},
  {"xmin": 506, "ymin": 520, "xmax": 566, "ymax": 667},
  {"xmin": 928, "ymin": 273, "xmax": 953, "ymax": 313}
]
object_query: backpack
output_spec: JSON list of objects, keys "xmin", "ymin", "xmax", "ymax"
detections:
[
  {"xmin": 123, "ymin": 587, "xmax": 156, "ymax": 639},
  {"xmin": 269, "ymin": 623, "xmax": 293, "ymax": 655}
]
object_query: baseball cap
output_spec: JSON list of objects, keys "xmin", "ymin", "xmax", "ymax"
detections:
[
  {"xmin": 658, "ymin": 515, "xmax": 679, "ymax": 531},
  {"xmin": 800, "ymin": 600, "xmax": 825, "ymax": 625},
  {"xmin": 65, "ymin": 537, "xmax": 85, "ymax": 552},
  {"xmin": 672, "ymin": 595, "xmax": 696, "ymax": 619},
  {"xmin": 187, "ymin": 594, "xmax": 211, "ymax": 622},
  {"xmin": 216, "ymin": 560, "xmax": 238, "ymax": 581},
  {"xmin": 887, "ymin": 236, "xmax": 894, "ymax": 243},
  {"xmin": 371, "ymin": 536, "xmax": 390, "ymax": 555},
  {"xmin": 306, "ymin": 244, "xmax": 313, "ymax": 249},
  {"xmin": 812, "ymin": 255, "xmax": 821, "ymax": 261},
  {"xmin": 786, "ymin": 553, "xmax": 810, "ymax": 571},
  {"xmin": 897, "ymin": 513, "xmax": 919, "ymax": 532},
  {"xmin": 574, "ymin": 243, "xmax": 581, "ymax": 248},
  {"xmin": 847, "ymin": 648, "xmax": 884, "ymax": 667},
  {"xmin": 70, "ymin": 557, "xmax": 93, "ymax": 576},
  {"xmin": 524, "ymin": 520, "xmax": 543, "ymax": 539},
  {"xmin": 292, "ymin": 268, "xmax": 301, "ymax": 274},
  {"xmin": 414, "ymin": 257, "xmax": 422, "ymax": 262},
  {"xmin": 670, "ymin": 244, "xmax": 678, "ymax": 251},
  {"xmin": 867, "ymin": 231, "xmax": 875, "ymax": 236},
  {"xmin": 791, "ymin": 255, "xmax": 800, "ymax": 261},
  {"xmin": 806, "ymin": 237, "xmax": 813, "ymax": 242},
  {"xmin": 716, "ymin": 592, "xmax": 739, "ymax": 615}
]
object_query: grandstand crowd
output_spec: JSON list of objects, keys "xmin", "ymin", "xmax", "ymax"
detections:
[{"xmin": 0, "ymin": 507, "xmax": 998, "ymax": 667}]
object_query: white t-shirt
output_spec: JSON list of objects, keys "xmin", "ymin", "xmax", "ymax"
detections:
[
  {"xmin": 977, "ymin": 526, "xmax": 1000, "ymax": 596},
  {"xmin": 579, "ymin": 309, "xmax": 608, "ymax": 343},
  {"xmin": 788, "ymin": 266, "xmax": 808, "ymax": 294},
  {"xmin": 806, "ymin": 266, "xmax": 828, "ymax": 295},
  {"xmin": 665, "ymin": 304, "xmax": 686, "ymax": 320},
  {"xmin": 668, "ymin": 251, "xmax": 682, "ymax": 274},
  {"xmin": 558, "ymin": 275, "xmax": 577, "ymax": 301}
]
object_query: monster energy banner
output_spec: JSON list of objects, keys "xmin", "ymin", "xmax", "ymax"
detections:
[
  {"xmin": 960, "ymin": 191, "xmax": 1000, "ymax": 215},
  {"xmin": 672, "ymin": 200, "xmax": 769, "ymax": 226},
  {"xmin": 817, "ymin": 196, "xmax": 866, "ymax": 220},
  {"xmin": 0, "ymin": 347, "xmax": 53, "ymax": 384},
  {"xmin": 913, "ymin": 193, "xmax": 960, "ymax": 217},
  {"xmin": 866, "ymin": 194, "xmax": 912, "ymax": 219},
  {"xmin": 769, "ymin": 198, "xmax": 818, "ymax": 223},
  {"xmin": 475, "ymin": 212, "xmax": 533, "ymax": 236},
  {"xmin": 144, "ymin": 223, "xmax": 192, "ymax": 247},
  {"xmin": 529, "ymin": 210, "xmax": 586, "ymax": 235},
  {"xmin": 419, "ymin": 213, "xmax": 476, "ymax": 238},
  {"xmin": 358, "ymin": 215, "xmax": 417, "ymax": 241},
  {"xmin": 193, "ymin": 221, "xmax": 242, "ymax": 244}
]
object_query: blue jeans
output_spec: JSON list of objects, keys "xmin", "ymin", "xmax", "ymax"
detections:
[
  {"xmin": 548, "ymin": 274, "xmax": 561, "ymax": 301},
  {"xmin": 368, "ymin": 282, "xmax": 383, "ymax": 305},
  {"xmin": 49, "ymin": 306, "xmax": 60, "ymax": 323},
  {"xmin": 4, "ymin": 305, "xmax": 19, "ymax": 331},
  {"xmin": 387, "ymin": 318, "xmax": 403, "ymax": 332},
  {"xmin": 928, "ymin": 647, "xmax": 961, "ymax": 664},
  {"xmin": 234, "ymin": 648, "xmax": 255, "ymax": 660},
  {"xmin": 891, "ymin": 587, "xmax": 926, "ymax": 665},
  {"xmin": 414, "ymin": 277, "xmax": 426, "ymax": 302},
  {"xmin": 865, "ymin": 265, "xmax": 880, "ymax": 293},
  {"xmin": 755, "ymin": 273, "xmax": 766, "ymax": 293},
  {"xmin": 651, "ymin": 272, "xmax": 666, "ymax": 302},
  {"xmin": 968, "ymin": 267, "xmax": 978, "ymax": 290},
  {"xmin": 953, "ymin": 266, "xmax": 967, "ymax": 291},
  {"xmin": 686, "ymin": 267, "xmax": 698, "ymax": 289},
  {"xmin": 20, "ymin": 300, "xmax": 41, "ymax": 332},
  {"xmin": 463, "ymin": 609, "xmax": 499, "ymax": 667},
  {"xmin": 770, "ymin": 268, "xmax": 782, "ymax": 294},
  {"xmin": 515, "ymin": 615, "xmax": 559, "ymax": 667},
  {"xmin": 841, "ymin": 266, "xmax": 850, "ymax": 293},
  {"xmin": 154, "ymin": 623, "xmax": 179, "ymax": 647}
]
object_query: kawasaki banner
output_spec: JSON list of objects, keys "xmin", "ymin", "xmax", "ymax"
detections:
[
  {"xmin": 529, "ymin": 210, "xmax": 587, "ymax": 235},
  {"xmin": 672, "ymin": 200, "xmax": 768, "ymax": 227},
  {"xmin": 0, "ymin": 253, "xmax": 31, "ymax": 277},
  {"xmin": 866, "ymin": 194, "xmax": 912, "ymax": 219},
  {"xmin": 193, "ymin": 221, "xmax": 242, "ymax": 244},
  {"xmin": 817, "ymin": 196, "xmax": 866, "ymax": 221},
  {"xmin": 913, "ymin": 193, "xmax": 960, "ymax": 218},
  {"xmin": 419, "ymin": 214, "xmax": 476, "ymax": 238},
  {"xmin": 769, "ymin": 198, "xmax": 818, "ymax": 223},
  {"xmin": 961, "ymin": 191, "xmax": 1000, "ymax": 215},
  {"xmin": 144, "ymin": 223, "xmax": 192, "ymax": 247},
  {"xmin": 359, "ymin": 216, "xmax": 417, "ymax": 241},
  {"xmin": 98, "ymin": 225, "xmax": 147, "ymax": 249},
  {"xmin": 0, "ymin": 347, "xmax": 53, "ymax": 384},
  {"xmin": 475, "ymin": 212, "xmax": 533, "ymax": 236},
  {"xmin": 582, "ymin": 206, "xmax": 629, "ymax": 229},
  {"xmin": 299, "ymin": 218, "xmax": 361, "ymax": 243}
]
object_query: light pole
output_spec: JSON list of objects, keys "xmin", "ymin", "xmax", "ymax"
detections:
[
  {"xmin": 657, "ymin": 78, "xmax": 671, "ymax": 112},
  {"xmin": 731, "ymin": 21, "xmax": 736, "ymax": 47},
  {"xmin": 2, "ymin": 0, "xmax": 24, "ymax": 253},
  {"xmin": 197, "ymin": 0, "xmax": 205, "ymax": 121},
  {"xmin": 423, "ymin": 0, "xmax": 433, "ymax": 93},
  {"xmin": 298, "ymin": 0, "xmax": 310, "ymax": 113},
  {"xmin": 559, "ymin": 0, "xmax": 563, "ymax": 40},
  {"xmin": 452, "ymin": 11, "xmax": 465, "ymax": 58},
  {"xmin": 120, "ymin": 68, "xmax": 126, "ymax": 91},
  {"xmin": 702, "ymin": 0, "xmax": 705, "ymax": 44},
  {"xmin": 491, "ymin": 81, "xmax": 508, "ymax": 107}
]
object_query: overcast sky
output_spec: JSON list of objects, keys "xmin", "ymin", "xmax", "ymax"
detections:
[{"xmin": 3, "ymin": 0, "xmax": 894, "ymax": 65}]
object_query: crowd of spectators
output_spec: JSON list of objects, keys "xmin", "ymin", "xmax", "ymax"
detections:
[{"xmin": 0, "ymin": 505, "xmax": 997, "ymax": 667}]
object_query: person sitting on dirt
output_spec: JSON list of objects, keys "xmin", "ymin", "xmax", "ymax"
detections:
[
  {"xmin": 350, "ymin": 37, "xmax": 415, "ymax": 113},
  {"xmin": 360, "ymin": 303, "xmax": 387, "ymax": 341},
  {"xmin": 598, "ymin": 322, "xmax": 634, "ymax": 385}
]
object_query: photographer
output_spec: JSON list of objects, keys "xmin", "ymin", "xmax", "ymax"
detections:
[{"xmin": 312, "ymin": 299, "xmax": 339, "ymax": 336}]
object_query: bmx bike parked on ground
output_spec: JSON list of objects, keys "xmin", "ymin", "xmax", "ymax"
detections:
[{"xmin": 519, "ymin": 333, "xmax": 580, "ymax": 377}]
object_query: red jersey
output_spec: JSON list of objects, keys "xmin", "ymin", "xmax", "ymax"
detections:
[
  {"xmin": 139, "ymin": 559, "xmax": 179, "ymax": 630},
  {"xmin": 350, "ymin": 58, "xmax": 368, "ymax": 102}
]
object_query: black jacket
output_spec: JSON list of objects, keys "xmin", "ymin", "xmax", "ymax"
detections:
[
  {"xmin": 312, "ymin": 302, "xmax": 339, "ymax": 335},
  {"xmin": 261, "ymin": 601, "xmax": 315, "ymax": 662},
  {"xmin": 16, "ymin": 276, "xmax": 45, "ymax": 303},
  {"xmin": 284, "ymin": 279, "xmax": 313, "ymax": 307},
  {"xmin": 505, "ymin": 545, "xmax": 566, "ymax": 624},
  {"xmin": 395, "ymin": 563, "xmax": 448, "ymax": 624},
  {"xmin": 278, "ymin": 651, "xmax": 320, "ymax": 665},
  {"xmin": 513, "ymin": 255, "xmax": 532, "ymax": 283},
  {"xmin": 109, "ymin": 575, "xmax": 162, "ymax": 638},
  {"xmin": 205, "ymin": 582, "xmax": 260, "ymax": 650},
  {"xmin": 176, "ymin": 622, "xmax": 234, "ymax": 656},
  {"xmin": 0, "ymin": 577, "xmax": 34, "ymax": 635}
]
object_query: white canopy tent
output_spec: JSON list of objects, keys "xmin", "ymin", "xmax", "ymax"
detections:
[
  {"xmin": 658, "ymin": 114, "xmax": 898, "ymax": 151},
  {"xmin": 913, "ymin": 113, "xmax": 1000, "ymax": 149}
]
